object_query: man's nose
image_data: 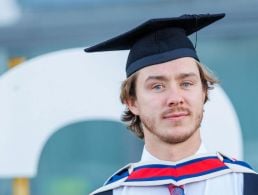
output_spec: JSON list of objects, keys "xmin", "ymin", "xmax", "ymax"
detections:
[{"xmin": 166, "ymin": 86, "xmax": 184, "ymax": 107}]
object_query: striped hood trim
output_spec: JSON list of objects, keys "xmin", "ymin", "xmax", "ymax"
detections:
[{"xmin": 90, "ymin": 152, "xmax": 256, "ymax": 195}]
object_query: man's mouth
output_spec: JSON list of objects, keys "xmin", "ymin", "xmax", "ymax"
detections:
[{"xmin": 162, "ymin": 109, "xmax": 190, "ymax": 121}]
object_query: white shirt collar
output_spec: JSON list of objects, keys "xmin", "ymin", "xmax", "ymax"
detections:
[{"xmin": 141, "ymin": 143, "xmax": 207, "ymax": 162}]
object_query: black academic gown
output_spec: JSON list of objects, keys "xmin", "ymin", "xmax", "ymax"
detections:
[{"xmin": 243, "ymin": 173, "xmax": 258, "ymax": 195}]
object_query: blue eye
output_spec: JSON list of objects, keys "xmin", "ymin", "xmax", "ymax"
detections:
[
  {"xmin": 181, "ymin": 82, "xmax": 193, "ymax": 88},
  {"xmin": 152, "ymin": 84, "xmax": 164, "ymax": 91}
]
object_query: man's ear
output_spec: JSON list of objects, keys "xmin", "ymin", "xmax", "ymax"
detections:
[
  {"xmin": 203, "ymin": 87, "xmax": 208, "ymax": 104},
  {"xmin": 125, "ymin": 97, "xmax": 139, "ymax": 115}
]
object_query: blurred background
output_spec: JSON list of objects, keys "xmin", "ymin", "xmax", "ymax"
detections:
[{"xmin": 0, "ymin": 0, "xmax": 258, "ymax": 194}]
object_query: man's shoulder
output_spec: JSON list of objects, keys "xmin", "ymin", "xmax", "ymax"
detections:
[
  {"xmin": 93, "ymin": 190, "xmax": 113, "ymax": 195},
  {"xmin": 89, "ymin": 163, "xmax": 131, "ymax": 195}
]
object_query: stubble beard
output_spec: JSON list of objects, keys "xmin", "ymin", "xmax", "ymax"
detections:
[{"xmin": 141, "ymin": 111, "xmax": 203, "ymax": 144}]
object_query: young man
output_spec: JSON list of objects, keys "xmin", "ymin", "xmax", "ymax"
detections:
[{"xmin": 85, "ymin": 13, "xmax": 257, "ymax": 195}]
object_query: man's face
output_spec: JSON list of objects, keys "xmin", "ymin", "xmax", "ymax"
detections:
[{"xmin": 127, "ymin": 57, "xmax": 206, "ymax": 144}]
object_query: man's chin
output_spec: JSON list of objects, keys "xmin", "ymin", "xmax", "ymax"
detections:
[
  {"xmin": 161, "ymin": 128, "xmax": 197, "ymax": 144},
  {"xmin": 161, "ymin": 134, "xmax": 191, "ymax": 144}
]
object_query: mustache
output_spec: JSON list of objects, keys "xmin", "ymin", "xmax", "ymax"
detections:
[{"xmin": 161, "ymin": 107, "xmax": 191, "ymax": 116}]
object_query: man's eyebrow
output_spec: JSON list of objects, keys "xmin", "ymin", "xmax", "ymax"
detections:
[
  {"xmin": 145, "ymin": 73, "xmax": 198, "ymax": 82},
  {"xmin": 145, "ymin": 75, "xmax": 168, "ymax": 83},
  {"xmin": 176, "ymin": 72, "xmax": 199, "ymax": 80}
]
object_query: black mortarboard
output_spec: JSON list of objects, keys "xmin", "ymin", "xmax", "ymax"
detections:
[{"xmin": 85, "ymin": 13, "xmax": 225, "ymax": 77}]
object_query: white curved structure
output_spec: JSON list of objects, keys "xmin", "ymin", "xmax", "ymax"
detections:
[
  {"xmin": 0, "ymin": 48, "xmax": 242, "ymax": 177},
  {"xmin": 201, "ymin": 86, "xmax": 243, "ymax": 157}
]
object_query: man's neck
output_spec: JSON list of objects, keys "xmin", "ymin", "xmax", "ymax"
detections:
[{"xmin": 144, "ymin": 130, "xmax": 202, "ymax": 162}]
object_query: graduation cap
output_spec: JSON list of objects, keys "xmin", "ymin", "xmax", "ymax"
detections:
[{"xmin": 85, "ymin": 13, "xmax": 225, "ymax": 77}]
